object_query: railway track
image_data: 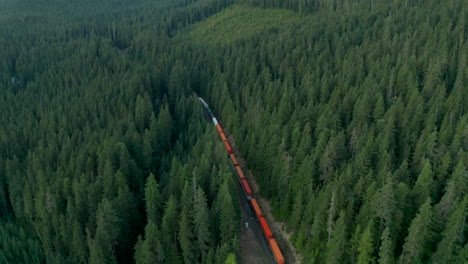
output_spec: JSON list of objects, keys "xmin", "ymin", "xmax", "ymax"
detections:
[{"xmin": 199, "ymin": 97, "xmax": 285, "ymax": 264}]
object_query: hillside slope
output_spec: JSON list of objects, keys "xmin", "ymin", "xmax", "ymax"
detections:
[
  {"xmin": 179, "ymin": 1, "xmax": 467, "ymax": 263},
  {"xmin": 0, "ymin": 0, "xmax": 466, "ymax": 263},
  {"xmin": 177, "ymin": 5, "xmax": 302, "ymax": 45}
]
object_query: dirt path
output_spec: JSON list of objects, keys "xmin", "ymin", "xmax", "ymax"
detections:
[
  {"xmin": 206, "ymin": 110, "xmax": 274, "ymax": 264},
  {"xmin": 203, "ymin": 102, "xmax": 302, "ymax": 264},
  {"xmin": 229, "ymin": 136, "xmax": 303, "ymax": 264},
  {"xmin": 236, "ymin": 179, "xmax": 276, "ymax": 264},
  {"xmin": 246, "ymin": 171, "xmax": 303, "ymax": 264}
]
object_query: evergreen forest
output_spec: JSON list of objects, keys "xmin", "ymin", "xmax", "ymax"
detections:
[{"xmin": 0, "ymin": 0, "xmax": 466, "ymax": 263}]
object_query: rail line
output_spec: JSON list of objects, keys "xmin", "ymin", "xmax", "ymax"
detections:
[{"xmin": 199, "ymin": 97, "xmax": 285, "ymax": 264}]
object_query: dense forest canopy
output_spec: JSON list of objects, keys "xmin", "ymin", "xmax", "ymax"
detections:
[
  {"xmin": 1, "ymin": 0, "xmax": 240, "ymax": 263},
  {"xmin": 0, "ymin": 0, "xmax": 466, "ymax": 263}
]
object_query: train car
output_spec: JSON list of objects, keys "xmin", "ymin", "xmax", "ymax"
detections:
[
  {"xmin": 268, "ymin": 239, "xmax": 285, "ymax": 264},
  {"xmin": 259, "ymin": 216, "xmax": 273, "ymax": 239},
  {"xmin": 208, "ymin": 112, "xmax": 216, "ymax": 120},
  {"xmin": 219, "ymin": 131, "xmax": 228, "ymax": 142},
  {"xmin": 216, "ymin": 124, "xmax": 223, "ymax": 134},
  {"xmin": 229, "ymin": 154, "xmax": 239, "ymax": 166},
  {"xmin": 200, "ymin": 97, "xmax": 283, "ymax": 263},
  {"xmin": 198, "ymin": 97, "xmax": 209, "ymax": 109},
  {"xmin": 250, "ymin": 198, "xmax": 263, "ymax": 218},
  {"xmin": 223, "ymin": 140, "xmax": 233, "ymax": 154},
  {"xmin": 235, "ymin": 166, "xmax": 246, "ymax": 180},
  {"xmin": 241, "ymin": 179, "xmax": 253, "ymax": 198}
]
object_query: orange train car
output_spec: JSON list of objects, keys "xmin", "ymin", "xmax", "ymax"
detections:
[
  {"xmin": 250, "ymin": 198, "xmax": 263, "ymax": 218},
  {"xmin": 235, "ymin": 166, "xmax": 246, "ymax": 180},
  {"xmin": 229, "ymin": 154, "xmax": 239, "ymax": 166},
  {"xmin": 223, "ymin": 140, "xmax": 233, "ymax": 154},
  {"xmin": 268, "ymin": 239, "xmax": 285, "ymax": 264},
  {"xmin": 259, "ymin": 216, "xmax": 273, "ymax": 239},
  {"xmin": 241, "ymin": 179, "xmax": 253, "ymax": 198},
  {"xmin": 219, "ymin": 131, "xmax": 228, "ymax": 142},
  {"xmin": 217, "ymin": 125, "xmax": 222, "ymax": 132},
  {"xmin": 216, "ymin": 126, "xmax": 223, "ymax": 134}
]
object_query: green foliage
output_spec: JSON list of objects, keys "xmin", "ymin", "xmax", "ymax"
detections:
[
  {"xmin": 0, "ymin": 221, "xmax": 44, "ymax": 264},
  {"xmin": 182, "ymin": 1, "xmax": 465, "ymax": 263},
  {"xmin": 399, "ymin": 199, "xmax": 436, "ymax": 263},
  {"xmin": 179, "ymin": 208, "xmax": 196, "ymax": 264},
  {"xmin": 357, "ymin": 222, "xmax": 375, "ymax": 264},
  {"xmin": 325, "ymin": 210, "xmax": 348, "ymax": 264},
  {"xmin": 413, "ymin": 159, "xmax": 435, "ymax": 207},
  {"xmin": 431, "ymin": 196, "xmax": 467, "ymax": 263},
  {"xmin": 144, "ymin": 173, "xmax": 162, "ymax": 224},
  {"xmin": 224, "ymin": 253, "xmax": 238, "ymax": 264},
  {"xmin": 88, "ymin": 199, "xmax": 121, "ymax": 264},
  {"xmin": 134, "ymin": 221, "xmax": 164, "ymax": 264},
  {"xmin": 0, "ymin": 0, "xmax": 240, "ymax": 262},
  {"xmin": 177, "ymin": 5, "xmax": 301, "ymax": 45},
  {"xmin": 0, "ymin": 0, "xmax": 465, "ymax": 263},
  {"xmin": 378, "ymin": 227, "xmax": 394, "ymax": 264},
  {"xmin": 193, "ymin": 187, "xmax": 212, "ymax": 261}
]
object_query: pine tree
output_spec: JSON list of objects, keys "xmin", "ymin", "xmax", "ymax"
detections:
[
  {"xmin": 413, "ymin": 159, "xmax": 434, "ymax": 207},
  {"xmin": 135, "ymin": 94, "xmax": 152, "ymax": 133},
  {"xmin": 71, "ymin": 220, "xmax": 87, "ymax": 264},
  {"xmin": 357, "ymin": 222, "xmax": 375, "ymax": 264},
  {"xmin": 218, "ymin": 181, "xmax": 237, "ymax": 244},
  {"xmin": 134, "ymin": 236, "xmax": 145, "ymax": 264},
  {"xmin": 142, "ymin": 130, "xmax": 152, "ymax": 170},
  {"xmin": 325, "ymin": 210, "xmax": 348, "ymax": 264},
  {"xmin": 349, "ymin": 224, "xmax": 362, "ymax": 264},
  {"xmin": 154, "ymin": 104, "xmax": 173, "ymax": 153},
  {"xmin": 178, "ymin": 208, "xmax": 195, "ymax": 264},
  {"xmin": 290, "ymin": 189, "xmax": 305, "ymax": 228},
  {"xmin": 374, "ymin": 179, "xmax": 396, "ymax": 255},
  {"xmin": 134, "ymin": 221, "xmax": 165, "ymax": 264},
  {"xmin": 145, "ymin": 173, "xmax": 162, "ymax": 224},
  {"xmin": 113, "ymin": 171, "xmax": 137, "ymax": 244},
  {"xmin": 88, "ymin": 199, "xmax": 121, "ymax": 264},
  {"xmin": 378, "ymin": 226, "xmax": 394, "ymax": 264},
  {"xmin": 160, "ymin": 195, "xmax": 181, "ymax": 263},
  {"xmin": 431, "ymin": 197, "xmax": 467, "ymax": 264},
  {"xmin": 327, "ymin": 190, "xmax": 336, "ymax": 243},
  {"xmin": 193, "ymin": 187, "xmax": 212, "ymax": 262},
  {"xmin": 103, "ymin": 160, "xmax": 115, "ymax": 198},
  {"xmin": 224, "ymin": 253, "xmax": 238, "ymax": 264},
  {"xmin": 399, "ymin": 199, "xmax": 436, "ymax": 264},
  {"xmin": 375, "ymin": 180, "xmax": 396, "ymax": 225}
]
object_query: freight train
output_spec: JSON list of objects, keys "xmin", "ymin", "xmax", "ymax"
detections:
[{"xmin": 198, "ymin": 97, "xmax": 285, "ymax": 264}]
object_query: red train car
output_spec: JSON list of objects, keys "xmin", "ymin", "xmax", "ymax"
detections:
[
  {"xmin": 241, "ymin": 179, "xmax": 253, "ymax": 198},
  {"xmin": 223, "ymin": 140, "xmax": 233, "ymax": 154},
  {"xmin": 250, "ymin": 198, "xmax": 263, "ymax": 218},
  {"xmin": 229, "ymin": 154, "xmax": 239, "ymax": 166},
  {"xmin": 235, "ymin": 166, "xmax": 246, "ymax": 180},
  {"xmin": 216, "ymin": 124, "xmax": 223, "ymax": 133},
  {"xmin": 259, "ymin": 216, "xmax": 273, "ymax": 239},
  {"xmin": 268, "ymin": 239, "xmax": 285, "ymax": 264},
  {"xmin": 219, "ymin": 131, "xmax": 228, "ymax": 142}
]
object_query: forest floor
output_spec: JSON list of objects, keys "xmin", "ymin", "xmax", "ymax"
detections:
[{"xmin": 228, "ymin": 135, "xmax": 303, "ymax": 264}]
